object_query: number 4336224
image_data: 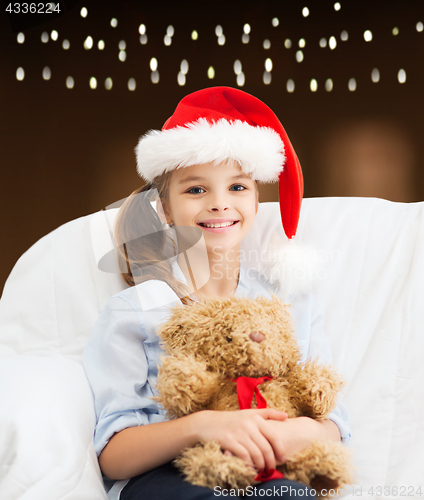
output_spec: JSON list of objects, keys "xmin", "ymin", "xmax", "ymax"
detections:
[{"xmin": 6, "ymin": 3, "xmax": 61, "ymax": 14}]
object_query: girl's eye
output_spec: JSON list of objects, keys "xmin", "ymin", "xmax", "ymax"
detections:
[
  {"xmin": 186, "ymin": 187, "xmax": 205, "ymax": 194},
  {"xmin": 186, "ymin": 185, "xmax": 246, "ymax": 194},
  {"xmin": 230, "ymin": 184, "xmax": 247, "ymax": 191}
]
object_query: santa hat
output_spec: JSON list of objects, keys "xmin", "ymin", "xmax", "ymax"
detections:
[{"xmin": 135, "ymin": 86, "xmax": 316, "ymax": 295}]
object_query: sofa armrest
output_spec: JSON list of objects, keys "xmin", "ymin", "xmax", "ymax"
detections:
[{"xmin": 0, "ymin": 353, "xmax": 107, "ymax": 500}]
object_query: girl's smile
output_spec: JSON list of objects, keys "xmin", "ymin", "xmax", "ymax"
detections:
[
  {"xmin": 196, "ymin": 219, "xmax": 239, "ymax": 232},
  {"xmin": 164, "ymin": 159, "xmax": 258, "ymax": 254}
]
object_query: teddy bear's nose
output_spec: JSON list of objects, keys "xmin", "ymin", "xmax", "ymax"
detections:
[{"xmin": 249, "ymin": 331, "xmax": 265, "ymax": 343}]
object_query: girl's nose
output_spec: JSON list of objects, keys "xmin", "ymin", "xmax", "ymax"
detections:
[
  {"xmin": 210, "ymin": 197, "xmax": 229, "ymax": 211},
  {"xmin": 249, "ymin": 332, "xmax": 265, "ymax": 343},
  {"xmin": 211, "ymin": 206, "xmax": 228, "ymax": 211}
]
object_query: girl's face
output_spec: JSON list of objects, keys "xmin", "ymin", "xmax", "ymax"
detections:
[{"xmin": 164, "ymin": 160, "xmax": 259, "ymax": 254}]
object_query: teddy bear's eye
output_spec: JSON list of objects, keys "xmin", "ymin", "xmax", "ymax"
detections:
[{"xmin": 225, "ymin": 336, "xmax": 232, "ymax": 343}]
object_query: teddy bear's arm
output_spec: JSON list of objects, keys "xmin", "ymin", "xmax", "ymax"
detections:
[
  {"xmin": 287, "ymin": 360, "xmax": 345, "ymax": 419},
  {"xmin": 154, "ymin": 355, "xmax": 223, "ymax": 419}
]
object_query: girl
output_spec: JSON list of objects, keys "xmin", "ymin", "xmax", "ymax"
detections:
[{"xmin": 83, "ymin": 87, "xmax": 351, "ymax": 500}]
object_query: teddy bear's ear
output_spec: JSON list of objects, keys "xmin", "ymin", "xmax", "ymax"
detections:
[
  {"xmin": 158, "ymin": 306, "xmax": 192, "ymax": 353},
  {"xmin": 159, "ymin": 323, "xmax": 187, "ymax": 353},
  {"xmin": 261, "ymin": 295, "xmax": 293, "ymax": 319}
]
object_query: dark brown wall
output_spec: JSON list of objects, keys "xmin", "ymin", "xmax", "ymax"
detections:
[{"xmin": 1, "ymin": 0, "xmax": 423, "ymax": 293}]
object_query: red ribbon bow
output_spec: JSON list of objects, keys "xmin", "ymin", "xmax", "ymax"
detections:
[
  {"xmin": 233, "ymin": 375, "xmax": 272, "ymax": 410},
  {"xmin": 232, "ymin": 376, "xmax": 285, "ymax": 482}
]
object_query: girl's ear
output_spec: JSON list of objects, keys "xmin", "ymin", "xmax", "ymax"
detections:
[{"xmin": 156, "ymin": 197, "xmax": 172, "ymax": 225}]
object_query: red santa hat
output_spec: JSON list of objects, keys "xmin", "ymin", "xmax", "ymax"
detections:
[{"xmin": 135, "ymin": 87, "xmax": 316, "ymax": 295}]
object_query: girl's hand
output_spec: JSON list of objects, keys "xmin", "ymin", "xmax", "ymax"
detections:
[
  {"xmin": 259, "ymin": 417, "xmax": 342, "ymax": 465},
  {"xmin": 190, "ymin": 409, "xmax": 288, "ymax": 472}
]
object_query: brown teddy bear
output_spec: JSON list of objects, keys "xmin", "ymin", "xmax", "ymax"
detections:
[{"xmin": 154, "ymin": 295, "xmax": 352, "ymax": 494}]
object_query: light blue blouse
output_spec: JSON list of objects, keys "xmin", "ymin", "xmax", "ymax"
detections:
[{"xmin": 83, "ymin": 260, "xmax": 351, "ymax": 499}]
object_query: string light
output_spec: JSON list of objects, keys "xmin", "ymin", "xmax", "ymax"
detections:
[
  {"xmin": 243, "ymin": 24, "xmax": 251, "ymax": 34},
  {"xmin": 41, "ymin": 32, "xmax": 49, "ymax": 43},
  {"xmin": 17, "ymin": 32, "xmax": 24, "ymax": 43},
  {"xmin": 310, "ymin": 79, "xmax": 318, "ymax": 92},
  {"xmin": 299, "ymin": 38, "xmax": 306, "ymax": 48},
  {"xmin": 119, "ymin": 40, "xmax": 126, "ymax": 50},
  {"xmin": 263, "ymin": 72, "xmax": 271, "ymax": 85},
  {"xmin": 284, "ymin": 39, "xmax": 292, "ymax": 49},
  {"xmin": 265, "ymin": 58, "xmax": 273, "ymax": 72},
  {"xmin": 334, "ymin": 2, "xmax": 341, "ymax": 11},
  {"xmin": 118, "ymin": 51, "xmax": 126, "ymax": 62},
  {"xmin": 110, "ymin": 18, "xmax": 118, "ymax": 28},
  {"xmin": 165, "ymin": 26, "xmax": 174, "ymax": 46},
  {"xmin": 392, "ymin": 27, "xmax": 399, "ymax": 36},
  {"xmin": 191, "ymin": 30, "xmax": 198, "ymax": 40},
  {"xmin": 98, "ymin": 40, "xmax": 105, "ymax": 50},
  {"xmin": 105, "ymin": 77, "xmax": 113, "ymax": 90},
  {"xmin": 319, "ymin": 38, "xmax": 327, "ymax": 48},
  {"xmin": 398, "ymin": 69, "xmax": 406, "ymax": 83},
  {"xmin": 302, "ymin": 7, "xmax": 309, "ymax": 17},
  {"xmin": 263, "ymin": 39, "xmax": 271, "ymax": 49},
  {"xmin": 42, "ymin": 66, "xmax": 51, "ymax": 80},
  {"xmin": 16, "ymin": 67, "xmax": 24, "ymax": 81},
  {"xmin": 364, "ymin": 30, "xmax": 373, "ymax": 42},
  {"xmin": 177, "ymin": 72, "xmax": 186, "ymax": 86},
  {"xmin": 51, "ymin": 30, "xmax": 58, "ymax": 41},
  {"xmin": 234, "ymin": 60, "xmax": 242, "ymax": 75},
  {"xmin": 325, "ymin": 79, "xmax": 333, "ymax": 91},
  {"xmin": 180, "ymin": 60, "xmax": 189, "ymax": 74},
  {"xmin": 139, "ymin": 24, "xmax": 146, "ymax": 35},
  {"xmin": 84, "ymin": 36, "xmax": 93, "ymax": 49},
  {"xmin": 207, "ymin": 66, "xmax": 215, "ymax": 79},
  {"xmin": 348, "ymin": 78, "xmax": 356, "ymax": 91},
  {"xmin": 150, "ymin": 58, "xmax": 158, "ymax": 71},
  {"xmin": 371, "ymin": 68, "xmax": 380, "ymax": 82},
  {"xmin": 287, "ymin": 79, "xmax": 295, "ymax": 92},
  {"xmin": 237, "ymin": 72, "xmax": 245, "ymax": 86},
  {"xmin": 329, "ymin": 36, "xmax": 337, "ymax": 49},
  {"xmin": 272, "ymin": 18, "xmax": 279, "ymax": 27},
  {"xmin": 296, "ymin": 50, "xmax": 304, "ymax": 62},
  {"xmin": 128, "ymin": 78, "xmax": 136, "ymax": 91},
  {"xmin": 341, "ymin": 30, "xmax": 348, "ymax": 41},
  {"xmin": 62, "ymin": 39, "xmax": 70, "ymax": 49},
  {"xmin": 151, "ymin": 71, "xmax": 159, "ymax": 84},
  {"xmin": 80, "ymin": 7, "xmax": 87, "ymax": 17},
  {"xmin": 66, "ymin": 76, "xmax": 74, "ymax": 89},
  {"xmin": 417, "ymin": 22, "xmax": 423, "ymax": 32},
  {"xmin": 89, "ymin": 77, "xmax": 97, "ymax": 89}
]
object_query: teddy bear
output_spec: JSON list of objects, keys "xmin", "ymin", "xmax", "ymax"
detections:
[{"xmin": 154, "ymin": 295, "xmax": 353, "ymax": 495}]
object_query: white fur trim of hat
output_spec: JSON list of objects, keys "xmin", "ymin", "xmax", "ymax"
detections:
[{"xmin": 135, "ymin": 118, "xmax": 286, "ymax": 183}]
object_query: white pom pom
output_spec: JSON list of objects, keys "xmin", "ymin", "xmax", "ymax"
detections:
[{"xmin": 260, "ymin": 239, "xmax": 320, "ymax": 296}]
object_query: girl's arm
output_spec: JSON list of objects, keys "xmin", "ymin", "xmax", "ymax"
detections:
[
  {"xmin": 289, "ymin": 292, "xmax": 352, "ymax": 445},
  {"xmin": 99, "ymin": 408, "xmax": 288, "ymax": 480}
]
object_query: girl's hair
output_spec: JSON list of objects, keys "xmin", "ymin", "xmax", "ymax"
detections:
[{"xmin": 114, "ymin": 171, "xmax": 194, "ymax": 305}]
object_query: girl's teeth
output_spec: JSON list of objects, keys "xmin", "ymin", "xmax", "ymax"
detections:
[{"xmin": 204, "ymin": 221, "xmax": 234, "ymax": 228}]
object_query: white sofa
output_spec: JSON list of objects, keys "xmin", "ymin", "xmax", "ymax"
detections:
[{"xmin": 1, "ymin": 198, "xmax": 423, "ymax": 500}]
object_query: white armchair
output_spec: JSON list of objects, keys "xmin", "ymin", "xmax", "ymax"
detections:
[{"xmin": 1, "ymin": 198, "xmax": 423, "ymax": 499}]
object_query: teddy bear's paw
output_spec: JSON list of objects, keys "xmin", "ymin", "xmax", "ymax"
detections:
[
  {"xmin": 280, "ymin": 440, "xmax": 353, "ymax": 496},
  {"xmin": 175, "ymin": 441, "xmax": 257, "ymax": 490},
  {"xmin": 297, "ymin": 362, "xmax": 346, "ymax": 419},
  {"xmin": 155, "ymin": 356, "xmax": 221, "ymax": 417}
]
